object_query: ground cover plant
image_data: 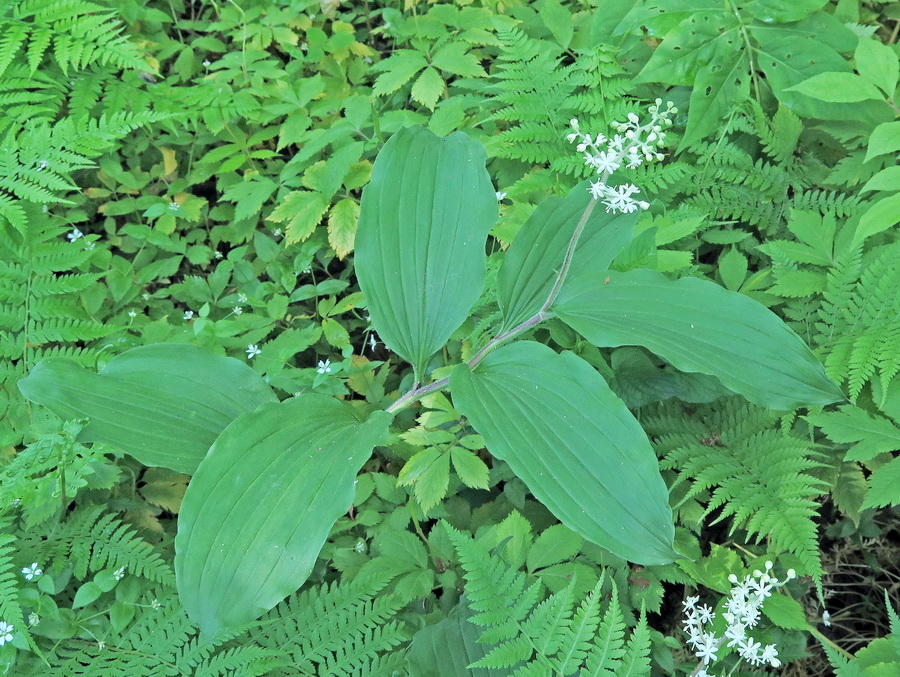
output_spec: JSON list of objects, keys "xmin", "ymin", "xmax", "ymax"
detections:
[{"xmin": 1, "ymin": 0, "xmax": 899, "ymax": 674}]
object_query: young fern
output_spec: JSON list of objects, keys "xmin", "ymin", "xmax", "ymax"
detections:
[{"xmin": 446, "ymin": 524, "xmax": 651, "ymax": 676}]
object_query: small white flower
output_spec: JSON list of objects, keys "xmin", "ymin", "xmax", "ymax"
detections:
[
  {"xmin": 760, "ymin": 643, "xmax": 780, "ymax": 667},
  {"xmin": 27, "ymin": 613, "xmax": 39, "ymax": 626},
  {"xmin": 695, "ymin": 604, "xmax": 715, "ymax": 624},
  {"xmin": 695, "ymin": 632, "xmax": 719, "ymax": 664},
  {"xmin": 97, "ymin": 640, "xmax": 105, "ymax": 651},
  {"xmin": 496, "ymin": 191, "xmax": 507, "ymax": 200},
  {"xmin": 246, "ymin": 344, "xmax": 262, "ymax": 359},
  {"xmin": 36, "ymin": 159, "xmax": 48, "ymax": 171},
  {"xmin": 67, "ymin": 228, "xmax": 83, "ymax": 242},
  {"xmin": 273, "ymin": 228, "xmax": 282, "ymax": 237},
  {"xmin": 128, "ymin": 309, "xmax": 137, "ymax": 318},
  {"xmin": 151, "ymin": 599, "xmax": 162, "ymax": 610},
  {"xmin": 21, "ymin": 563, "xmax": 42, "ymax": 580},
  {"xmin": 237, "ymin": 293, "xmax": 248, "ymax": 303},
  {"xmin": 214, "ymin": 251, "xmax": 223, "ymax": 259},
  {"xmin": 822, "ymin": 610, "xmax": 831, "ymax": 627},
  {"xmin": 368, "ymin": 334, "xmax": 377, "ymax": 353},
  {"xmin": 683, "ymin": 595, "xmax": 700, "ymax": 611},
  {"xmin": 168, "ymin": 201, "xmax": 179, "ymax": 211},
  {"xmin": 0, "ymin": 622, "xmax": 13, "ymax": 645},
  {"xmin": 316, "ymin": 359, "xmax": 332, "ymax": 374},
  {"xmin": 113, "ymin": 566, "xmax": 126, "ymax": 581},
  {"xmin": 233, "ymin": 306, "xmax": 243, "ymax": 315},
  {"xmin": 202, "ymin": 59, "xmax": 211, "ymax": 67},
  {"xmin": 183, "ymin": 310, "xmax": 194, "ymax": 320}
]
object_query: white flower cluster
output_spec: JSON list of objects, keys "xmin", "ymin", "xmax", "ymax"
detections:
[
  {"xmin": 567, "ymin": 99, "xmax": 676, "ymax": 214},
  {"xmin": 683, "ymin": 561, "xmax": 796, "ymax": 676}
]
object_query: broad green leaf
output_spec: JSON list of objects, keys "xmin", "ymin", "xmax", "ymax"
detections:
[
  {"xmin": 744, "ymin": 0, "xmax": 828, "ymax": 23},
  {"xmin": 356, "ymin": 125, "xmax": 497, "ymax": 377},
  {"xmin": 496, "ymin": 181, "xmax": 636, "ymax": 331},
  {"xmin": 856, "ymin": 38, "xmax": 899, "ymax": 96},
  {"xmin": 636, "ymin": 11, "xmax": 733, "ymax": 87},
  {"xmin": 555, "ymin": 269, "xmax": 844, "ymax": 410},
  {"xmin": 786, "ymin": 72, "xmax": 884, "ymax": 103},
  {"xmin": 865, "ymin": 121, "xmax": 900, "ymax": 162},
  {"xmin": 175, "ymin": 396, "xmax": 391, "ymax": 637},
  {"xmin": 18, "ymin": 344, "xmax": 277, "ymax": 473},
  {"xmin": 407, "ymin": 600, "xmax": 495, "ymax": 677},
  {"xmin": 539, "ymin": 0, "xmax": 574, "ymax": 49},
  {"xmin": 862, "ymin": 167, "xmax": 900, "ymax": 194},
  {"xmin": 450, "ymin": 341, "xmax": 677, "ymax": 565},
  {"xmin": 854, "ymin": 194, "xmax": 900, "ymax": 246},
  {"xmin": 680, "ymin": 42, "xmax": 749, "ymax": 150}
]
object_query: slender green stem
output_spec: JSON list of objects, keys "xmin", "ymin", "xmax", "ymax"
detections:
[{"xmin": 539, "ymin": 197, "xmax": 597, "ymax": 312}]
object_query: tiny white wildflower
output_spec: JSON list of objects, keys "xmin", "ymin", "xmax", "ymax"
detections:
[
  {"xmin": 21, "ymin": 563, "xmax": 42, "ymax": 581},
  {"xmin": 214, "ymin": 251, "xmax": 223, "ymax": 259},
  {"xmin": 683, "ymin": 595, "xmax": 700, "ymax": 611},
  {"xmin": 273, "ymin": 228, "xmax": 282, "ymax": 237},
  {"xmin": 760, "ymin": 643, "xmax": 780, "ymax": 667},
  {"xmin": 183, "ymin": 310, "xmax": 194, "ymax": 320},
  {"xmin": 233, "ymin": 306, "xmax": 243, "ymax": 315},
  {"xmin": 36, "ymin": 159, "xmax": 48, "ymax": 171},
  {"xmin": 151, "ymin": 598, "xmax": 162, "ymax": 610},
  {"xmin": 237, "ymin": 293, "xmax": 248, "ymax": 303},
  {"xmin": 27, "ymin": 613, "xmax": 39, "ymax": 626},
  {"xmin": 128, "ymin": 309, "xmax": 137, "ymax": 318},
  {"xmin": 246, "ymin": 344, "xmax": 262, "ymax": 359},
  {"xmin": 695, "ymin": 604, "xmax": 715, "ymax": 625},
  {"xmin": 202, "ymin": 59, "xmax": 211, "ymax": 67},
  {"xmin": 368, "ymin": 334, "xmax": 377, "ymax": 353},
  {"xmin": 67, "ymin": 228, "xmax": 84, "ymax": 242},
  {"xmin": 316, "ymin": 359, "xmax": 332, "ymax": 374},
  {"xmin": 695, "ymin": 632, "xmax": 719, "ymax": 664},
  {"xmin": 496, "ymin": 191, "xmax": 507, "ymax": 200},
  {"xmin": 168, "ymin": 201, "xmax": 179, "ymax": 211},
  {"xmin": 822, "ymin": 610, "xmax": 831, "ymax": 627},
  {"xmin": 113, "ymin": 566, "xmax": 126, "ymax": 581},
  {"xmin": 0, "ymin": 622, "xmax": 13, "ymax": 645},
  {"xmin": 98, "ymin": 640, "xmax": 105, "ymax": 651}
]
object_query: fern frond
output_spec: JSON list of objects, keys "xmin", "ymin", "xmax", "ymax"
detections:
[
  {"xmin": 248, "ymin": 570, "xmax": 410, "ymax": 676},
  {"xmin": 446, "ymin": 524, "xmax": 650, "ymax": 676},
  {"xmin": 0, "ymin": 517, "xmax": 23, "ymax": 632},
  {"xmin": 648, "ymin": 398, "xmax": 828, "ymax": 577}
]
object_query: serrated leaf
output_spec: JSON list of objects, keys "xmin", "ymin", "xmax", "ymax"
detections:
[
  {"xmin": 411, "ymin": 66, "xmax": 444, "ymax": 110},
  {"xmin": 18, "ymin": 344, "xmax": 277, "ymax": 474},
  {"xmin": 327, "ymin": 198, "xmax": 359, "ymax": 259},
  {"xmin": 268, "ymin": 190, "xmax": 330, "ymax": 244},
  {"xmin": 806, "ymin": 406, "xmax": 900, "ymax": 462},
  {"xmin": 221, "ymin": 177, "xmax": 277, "ymax": 222},
  {"xmin": 176, "ymin": 397, "xmax": 391, "ymax": 637},
  {"xmin": 450, "ymin": 341, "xmax": 677, "ymax": 565},
  {"xmin": 322, "ymin": 317, "xmax": 350, "ymax": 348},
  {"xmin": 449, "ymin": 446, "xmax": 489, "ymax": 489},
  {"xmin": 555, "ymin": 269, "xmax": 845, "ymax": 410},
  {"xmin": 862, "ymin": 456, "xmax": 900, "ymax": 510},
  {"xmin": 526, "ymin": 524, "xmax": 583, "ymax": 572},
  {"xmin": 430, "ymin": 42, "xmax": 486, "ymax": 78},
  {"xmin": 763, "ymin": 594, "xmax": 812, "ymax": 631},
  {"xmin": 372, "ymin": 50, "xmax": 427, "ymax": 96},
  {"xmin": 139, "ymin": 468, "xmax": 190, "ymax": 513},
  {"xmin": 862, "ymin": 167, "xmax": 900, "ymax": 194},
  {"xmin": 768, "ymin": 270, "xmax": 827, "ymax": 298},
  {"xmin": 355, "ymin": 125, "xmax": 497, "ymax": 377},
  {"xmin": 398, "ymin": 446, "xmax": 450, "ymax": 512}
]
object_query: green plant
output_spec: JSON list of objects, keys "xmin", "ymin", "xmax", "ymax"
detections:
[{"xmin": 18, "ymin": 100, "xmax": 842, "ymax": 639}]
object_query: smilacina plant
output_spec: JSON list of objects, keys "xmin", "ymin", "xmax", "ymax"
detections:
[{"xmin": 17, "ymin": 103, "xmax": 844, "ymax": 638}]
